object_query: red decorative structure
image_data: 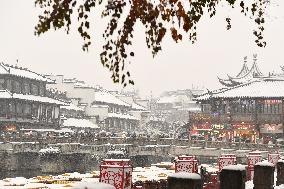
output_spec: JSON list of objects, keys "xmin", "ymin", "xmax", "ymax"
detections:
[
  {"xmin": 100, "ymin": 159, "xmax": 133, "ymax": 189},
  {"xmin": 175, "ymin": 155, "xmax": 198, "ymax": 173},
  {"xmin": 218, "ymin": 154, "xmax": 237, "ymax": 171},
  {"xmin": 268, "ymin": 153, "xmax": 280, "ymax": 166},
  {"xmin": 247, "ymin": 153, "xmax": 262, "ymax": 180}
]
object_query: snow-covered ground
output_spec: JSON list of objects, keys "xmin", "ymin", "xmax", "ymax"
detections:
[{"xmin": 0, "ymin": 163, "xmax": 283, "ymax": 189}]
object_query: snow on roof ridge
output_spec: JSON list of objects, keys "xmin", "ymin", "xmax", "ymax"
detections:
[
  {"xmin": 94, "ymin": 91, "xmax": 131, "ymax": 107},
  {"xmin": 168, "ymin": 172, "xmax": 201, "ymax": 180},
  {"xmin": 0, "ymin": 62, "xmax": 52, "ymax": 82},
  {"xmin": 131, "ymin": 102, "xmax": 147, "ymax": 111}
]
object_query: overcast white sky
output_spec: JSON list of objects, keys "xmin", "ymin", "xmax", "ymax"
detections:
[{"xmin": 0, "ymin": 0, "xmax": 284, "ymax": 97}]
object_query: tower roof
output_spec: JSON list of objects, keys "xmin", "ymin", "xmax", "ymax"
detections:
[
  {"xmin": 236, "ymin": 62, "xmax": 249, "ymax": 78},
  {"xmin": 218, "ymin": 55, "xmax": 264, "ymax": 87}
]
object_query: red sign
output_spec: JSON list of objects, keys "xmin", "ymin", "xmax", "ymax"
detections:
[
  {"xmin": 233, "ymin": 124, "xmax": 254, "ymax": 130},
  {"xmin": 264, "ymin": 100, "xmax": 282, "ymax": 104},
  {"xmin": 193, "ymin": 123, "xmax": 211, "ymax": 130}
]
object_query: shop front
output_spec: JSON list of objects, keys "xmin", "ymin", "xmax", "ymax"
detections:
[
  {"xmin": 232, "ymin": 123, "xmax": 258, "ymax": 143},
  {"xmin": 190, "ymin": 123, "xmax": 211, "ymax": 140},
  {"xmin": 211, "ymin": 124, "xmax": 233, "ymax": 142},
  {"xmin": 259, "ymin": 123, "xmax": 283, "ymax": 144}
]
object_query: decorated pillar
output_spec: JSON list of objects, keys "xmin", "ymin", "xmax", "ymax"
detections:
[
  {"xmin": 100, "ymin": 159, "xmax": 133, "ymax": 189},
  {"xmin": 268, "ymin": 153, "xmax": 280, "ymax": 166},
  {"xmin": 247, "ymin": 152, "xmax": 262, "ymax": 180},
  {"xmin": 218, "ymin": 154, "xmax": 237, "ymax": 171},
  {"xmin": 175, "ymin": 155, "xmax": 198, "ymax": 173}
]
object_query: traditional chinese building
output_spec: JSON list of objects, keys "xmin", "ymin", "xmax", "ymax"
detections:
[
  {"xmin": 45, "ymin": 75, "xmax": 140, "ymax": 133},
  {"xmin": 0, "ymin": 63, "xmax": 64, "ymax": 131},
  {"xmin": 218, "ymin": 55, "xmax": 270, "ymax": 87},
  {"xmin": 194, "ymin": 58, "xmax": 284, "ymax": 143}
]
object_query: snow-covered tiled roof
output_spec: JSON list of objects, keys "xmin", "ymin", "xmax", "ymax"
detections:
[
  {"xmin": 62, "ymin": 118, "xmax": 99, "ymax": 128},
  {"xmin": 196, "ymin": 80, "xmax": 284, "ymax": 100},
  {"xmin": 107, "ymin": 113, "xmax": 139, "ymax": 120},
  {"xmin": 61, "ymin": 103, "xmax": 84, "ymax": 111},
  {"xmin": 91, "ymin": 104, "xmax": 109, "ymax": 108},
  {"xmin": 157, "ymin": 95, "xmax": 179, "ymax": 104},
  {"xmin": 181, "ymin": 107, "xmax": 201, "ymax": 112},
  {"xmin": 0, "ymin": 63, "xmax": 54, "ymax": 83},
  {"xmin": 94, "ymin": 91, "xmax": 131, "ymax": 107},
  {"xmin": 149, "ymin": 116, "xmax": 165, "ymax": 122},
  {"xmin": 0, "ymin": 90, "xmax": 64, "ymax": 105},
  {"xmin": 131, "ymin": 102, "xmax": 147, "ymax": 111}
]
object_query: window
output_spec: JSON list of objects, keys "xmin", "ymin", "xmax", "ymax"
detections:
[
  {"xmin": 0, "ymin": 101, "xmax": 6, "ymax": 116},
  {"xmin": 23, "ymin": 103, "xmax": 32, "ymax": 116},
  {"xmin": 31, "ymin": 84, "xmax": 39, "ymax": 95},
  {"xmin": 41, "ymin": 104, "xmax": 46, "ymax": 121},
  {"xmin": 0, "ymin": 79, "xmax": 5, "ymax": 90},
  {"xmin": 16, "ymin": 103, "xmax": 23, "ymax": 115},
  {"xmin": 6, "ymin": 79, "xmax": 12, "ymax": 91},
  {"xmin": 23, "ymin": 82, "xmax": 30, "ymax": 94},
  {"xmin": 39, "ymin": 85, "xmax": 45, "ymax": 96},
  {"xmin": 46, "ymin": 106, "xmax": 53, "ymax": 121},
  {"xmin": 32, "ymin": 104, "xmax": 39, "ymax": 119},
  {"xmin": 202, "ymin": 104, "xmax": 211, "ymax": 113},
  {"xmin": 9, "ymin": 102, "xmax": 16, "ymax": 112},
  {"xmin": 54, "ymin": 106, "xmax": 59, "ymax": 119},
  {"xmin": 13, "ymin": 81, "xmax": 21, "ymax": 93}
]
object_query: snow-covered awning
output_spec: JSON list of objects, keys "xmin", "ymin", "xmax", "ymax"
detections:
[
  {"xmin": 61, "ymin": 103, "xmax": 84, "ymax": 111},
  {"xmin": 107, "ymin": 113, "xmax": 139, "ymax": 120},
  {"xmin": 0, "ymin": 90, "xmax": 64, "ymax": 105},
  {"xmin": 62, "ymin": 118, "xmax": 99, "ymax": 129}
]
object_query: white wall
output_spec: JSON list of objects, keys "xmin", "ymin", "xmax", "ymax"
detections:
[{"xmin": 86, "ymin": 106, "xmax": 109, "ymax": 121}]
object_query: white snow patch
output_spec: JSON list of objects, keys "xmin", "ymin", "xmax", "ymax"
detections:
[
  {"xmin": 39, "ymin": 147, "xmax": 60, "ymax": 154},
  {"xmin": 24, "ymin": 182, "xmax": 48, "ymax": 188},
  {"xmin": 275, "ymin": 185, "xmax": 284, "ymax": 189},
  {"xmin": 168, "ymin": 172, "xmax": 201, "ymax": 180},
  {"xmin": 245, "ymin": 180, "xmax": 254, "ymax": 189},
  {"xmin": 222, "ymin": 164, "xmax": 246, "ymax": 171},
  {"xmin": 72, "ymin": 182, "xmax": 115, "ymax": 189},
  {"xmin": 63, "ymin": 118, "xmax": 99, "ymax": 128},
  {"xmin": 255, "ymin": 160, "xmax": 274, "ymax": 167}
]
